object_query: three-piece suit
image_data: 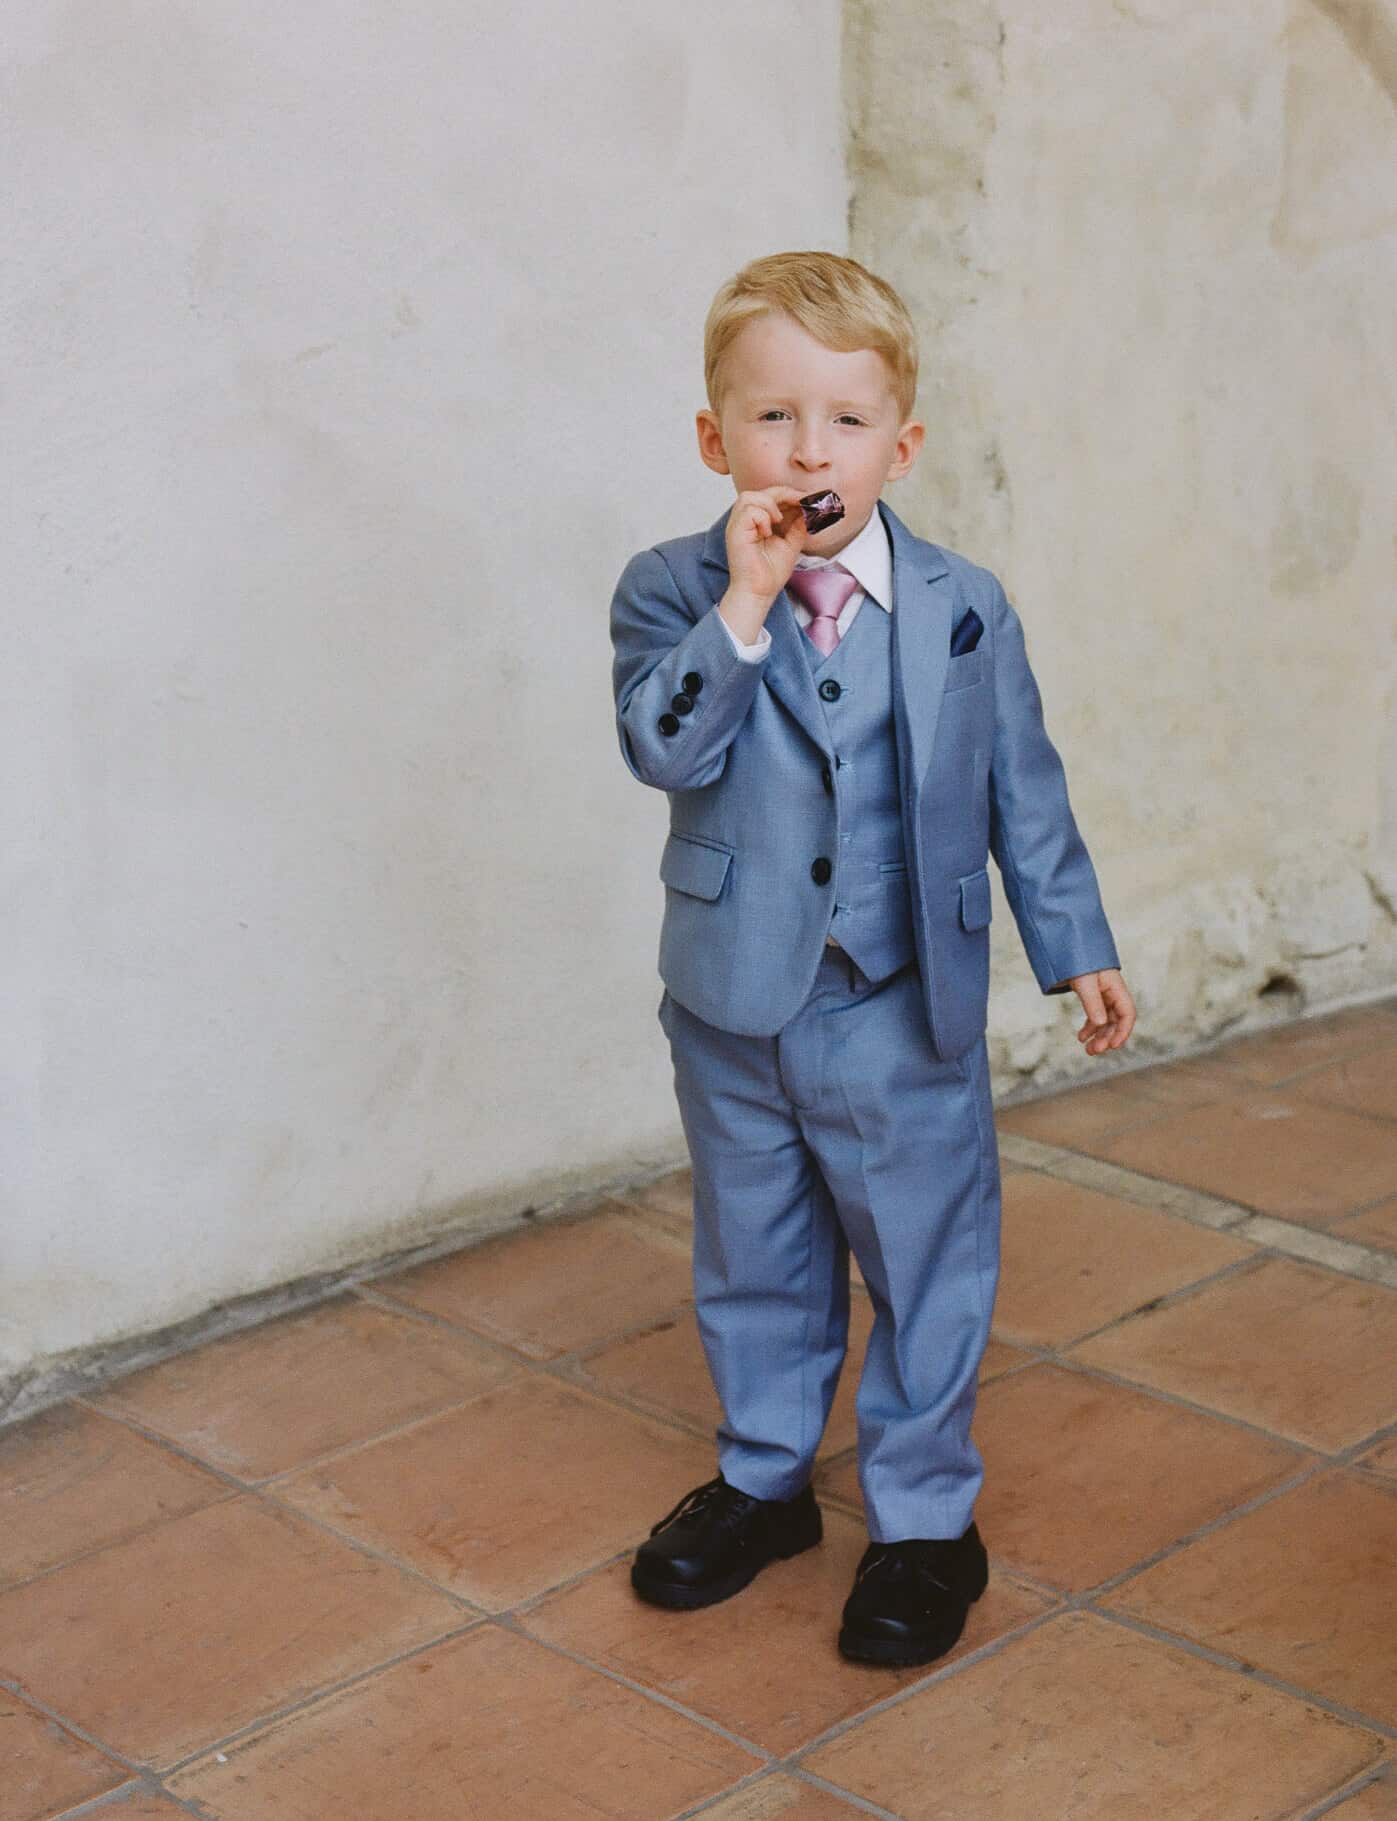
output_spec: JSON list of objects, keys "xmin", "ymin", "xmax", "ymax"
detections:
[{"xmin": 609, "ymin": 496, "xmax": 1120, "ymax": 1542}]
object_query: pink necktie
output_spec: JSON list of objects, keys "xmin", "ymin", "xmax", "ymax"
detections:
[{"xmin": 785, "ymin": 563, "xmax": 860, "ymax": 657}]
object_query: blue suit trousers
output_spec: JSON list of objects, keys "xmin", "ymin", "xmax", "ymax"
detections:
[{"xmin": 658, "ymin": 944, "xmax": 1002, "ymax": 1542}]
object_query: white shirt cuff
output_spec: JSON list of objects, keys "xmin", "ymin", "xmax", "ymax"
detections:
[{"xmin": 719, "ymin": 614, "xmax": 772, "ymax": 663}]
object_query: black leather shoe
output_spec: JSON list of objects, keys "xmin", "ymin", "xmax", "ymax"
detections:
[
  {"xmin": 631, "ymin": 1472, "xmax": 823, "ymax": 1610},
  {"xmin": 837, "ymin": 1522, "xmax": 989, "ymax": 1667}
]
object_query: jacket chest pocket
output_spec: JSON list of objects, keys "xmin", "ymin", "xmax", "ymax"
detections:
[
  {"xmin": 660, "ymin": 831, "xmax": 733, "ymax": 900},
  {"xmin": 944, "ymin": 650, "xmax": 984, "ymax": 693}
]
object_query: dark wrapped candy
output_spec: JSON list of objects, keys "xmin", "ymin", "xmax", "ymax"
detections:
[{"xmin": 798, "ymin": 489, "xmax": 844, "ymax": 533}]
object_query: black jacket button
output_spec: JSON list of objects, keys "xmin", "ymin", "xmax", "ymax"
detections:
[
  {"xmin": 658, "ymin": 712, "xmax": 681, "ymax": 736},
  {"xmin": 821, "ymin": 763, "xmax": 834, "ymax": 795},
  {"xmin": 810, "ymin": 856, "xmax": 832, "ymax": 885},
  {"xmin": 818, "ymin": 678, "xmax": 842, "ymax": 702},
  {"xmin": 671, "ymin": 692, "xmax": 694, "ymax": 715},
  {"xmin": 682, "ymin": 671, "xmax": 703, "ymax": 695}
]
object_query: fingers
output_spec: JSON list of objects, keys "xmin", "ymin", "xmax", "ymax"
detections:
[
  {"xmin": 1077, "ymin": 971, "xmax": 1138, "ymax": 1054},
  {"xmin": 734, "ymin": 488, "xmax": 809, "ymax": 541}
]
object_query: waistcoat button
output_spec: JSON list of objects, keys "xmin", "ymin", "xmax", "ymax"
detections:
[
  {"xmin": 810, "ymin": 856, "xmax": 832, "ymax": 885},
  {"xmin": 818, "ymin": 678, "xmax": 842, "ymax": 702}
]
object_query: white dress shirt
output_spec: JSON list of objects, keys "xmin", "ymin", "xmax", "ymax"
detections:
[{"xmin": 718, "ymin": 505, "xmax": 893, "ymax": 661}]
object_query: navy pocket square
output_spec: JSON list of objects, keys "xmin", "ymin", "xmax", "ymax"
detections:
[{"xmin": 950, "ymin": 606, "xmax": 984, "ymax": 656}]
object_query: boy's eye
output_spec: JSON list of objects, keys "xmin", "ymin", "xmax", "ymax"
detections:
[{"xmin": 758, "ymin": 410, "xmax": 866, "ymax": 425}]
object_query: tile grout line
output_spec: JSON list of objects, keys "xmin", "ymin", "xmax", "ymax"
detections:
[
  {"xmin": 1293, "ymin": 1763, "xmax": 1397, "ymax": 1821},
  {"xmin": 498, "ymin": 1595, "xmax": 1076, "ymax": 1796},
  {"xmin": 151, "ymin": 1618, "xmax": 487, "ymax": 1778},
  {"xmin": 997, "ymin": 1133, "xmax": 1397, "ymax": 1289},
  {"xmin": 994, "ymin": 1016, "xmax": 1397, "ymax": 1118},
  {"xmin": 50, "ymin": 1777, "xmax": 214, "ymax": 1820},
  {"xmin": 487, "ymin": 1610, "xmax": 778, "ymax": 1766},
  {"xmin": 674, "ymin": 1764, "xmax": 908, "ymax": 1821},
  {"xmin": 1084, "ymin": 1603, "xmax": 1397, "ymax": 1744}
]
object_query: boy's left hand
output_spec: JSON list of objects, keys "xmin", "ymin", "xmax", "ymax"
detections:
[{"xmin": 1067, "ymin": 968, "xmax": 1136, "ymax": 1055}]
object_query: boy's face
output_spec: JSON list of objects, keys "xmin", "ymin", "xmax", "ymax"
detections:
[{"xmin": 696, "ymin": 311, "xmax": 924, "ymax": 559}]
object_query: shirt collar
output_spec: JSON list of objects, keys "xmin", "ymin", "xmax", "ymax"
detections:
[{"xmin": 792, "ymin": 502, "xmax": 892, "ymax": 611}]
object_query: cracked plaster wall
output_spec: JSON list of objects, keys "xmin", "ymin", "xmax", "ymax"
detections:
[{"xmin": 845, "ymin": 0, "xmax": 1397, "ymax": 1082}]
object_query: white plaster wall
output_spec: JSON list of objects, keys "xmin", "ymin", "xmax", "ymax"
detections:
[
  {"xmin": 848, "ymin": 0, "xmax": 1397, "ymax": 1080},
  {"xmin": 2, "ymin": 0, "xmax": 847, "ymax": 1399}
]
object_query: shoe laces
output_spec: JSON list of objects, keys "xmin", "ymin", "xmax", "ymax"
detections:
[
  {"xmin": 649, "ymin": 1474, "xmax": 760, "ymax": 1539},
  {"xmin": 854, "ymin": 1539, "xmax": 952, "ymax": 1593}
]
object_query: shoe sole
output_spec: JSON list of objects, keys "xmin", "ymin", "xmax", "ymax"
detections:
[
  {"xmin": 837, "ymin": 1563, "xmax": 989, "ymax": 1667},
  {"xmin": 631, "ymin": 1508, "xmax": 823, "ymax": 1610}
]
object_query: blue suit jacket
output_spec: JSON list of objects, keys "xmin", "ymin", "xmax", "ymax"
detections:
[{"xmin": 610, "ymin": 497, "xmax": 1120, "ymax": 1056}]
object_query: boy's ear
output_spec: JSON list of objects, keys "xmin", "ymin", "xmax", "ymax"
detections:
[
  {"xmin": 886, "ymin": 418, "xmax": 925, "ymax": 481},
  {"xmin": 695, "ymin": 409, "xmax": 731, "ymax": 476}
]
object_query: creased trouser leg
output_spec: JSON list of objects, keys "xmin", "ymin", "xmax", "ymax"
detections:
[{"xmin": 657, "ymin": 948, "xmax": 1000, "ymax": 1538}]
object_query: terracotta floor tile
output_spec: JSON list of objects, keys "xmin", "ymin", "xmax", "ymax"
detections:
[
  {"xmin": 519, "ymin": 1505, "xmax": 1056, "ymax": 1755},
  {"xmin": 0, "ymin": 1688, "xmax": 129, "ymax": 1820},
  {"xmin": 801, "ymin": 1610, "xmax": 1384, "ymax": 1819},
  {"xmin": 273, "ymin": 1374, "xmax": 714, "ymax": 1610},
  {"xmin": 1069, "ymin": 1257, "xmax": 1397, "ymax": 1451},
  {"xmin": 1129, "ymin": 1052, "xmax": 1285, "ymax": 1101},
  {"xmin": 991, "ymin": 1172, "xmax": 1255, "ymax": 1347},
  {"xmin": 994, "ymin": 1057, "xmax": 1242, "ymax": 1149},
  {"xmin": 169, "ymin": 1624, "xmax": 755, "ymax": 1819},
  {"xmin": 1335, "ymin": 1197, "xmax": 1397, "ymax": 1252},
  {"xmin": 0, "ymin": 1403, "xmax": 230, "ymax": 1588},
  {"xmin": 86, "ymin": 1295, "xmax": 518, "ymax": 1481},
  {"xmin": 966, "ymin": 1363, "xmax": 1308, "ymax": 1590},
  {"xmin": 1197, "ymin": 1005, "xmax": 1397, "ymax": 1085},
  {"xmin": 0, "ymin": 1495, "xmax": 463, "ymax": 1770},
  {"xmin": 1090, "ymin": 1092, "xmax": 1397, "ymax": 1224},
  {"xmin": 372, "ymin": 1205, "xmax": 693, "ymax": 1358},
  {"xmin": 1102, "ymin": 1470, "xmax": 1397, "ymax": 1727},
  {"xmin": 696, "ymin": 1774, "xmax": 872, "ymax": 1818},
  {"xmin": 1287, "ymin": 1044, "xmax": 1397, "ymax": 1126}
]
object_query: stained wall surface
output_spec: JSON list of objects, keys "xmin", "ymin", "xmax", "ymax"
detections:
[{"xmin": 845, "ymin": 0, "xmax": 1397, "ymax": 1076}]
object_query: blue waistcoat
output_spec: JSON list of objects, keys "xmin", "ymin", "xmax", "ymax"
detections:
[{"xmin": 802, "ymin": 596, "xmax": 916, "ymax": 984}]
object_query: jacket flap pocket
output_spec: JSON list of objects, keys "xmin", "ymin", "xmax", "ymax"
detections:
[
  {"xmin": 660, "ymin": 832, "xmax": 733, "ymax": 901},
  {"xmin": 958, "ymin": 867, "xmax": 992, "ymax": 931}
]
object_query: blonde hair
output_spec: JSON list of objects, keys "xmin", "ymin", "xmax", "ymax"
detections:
[{"xmin": 703, "ymin": 250, "xmax": 919, "ymax": 424}]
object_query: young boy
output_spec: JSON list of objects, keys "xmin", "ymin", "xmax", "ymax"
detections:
[{"xmin": 609, "ymin": 250, "xmax": 1135, "ymax": 1667}]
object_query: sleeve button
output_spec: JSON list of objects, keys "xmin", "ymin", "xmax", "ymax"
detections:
[
  {"xmin": 682, "ymin": 671, "xmax": 703, "ymax": 695},
  {"xmin": 658, "ymin": 712, "xmax": 681, "ymax": 736},
  {"xmin": 671, "ymin": 692, "xmax": 694, "ymax": 715}
]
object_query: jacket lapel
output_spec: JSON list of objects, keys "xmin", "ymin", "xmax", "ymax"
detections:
[
  {"xmin": 879, "ymin": 498, "xmax": 954, "ymax": 802},
  {"xmin": 698, "ymin": 498, "xmax": 957, "ymax": 795}
]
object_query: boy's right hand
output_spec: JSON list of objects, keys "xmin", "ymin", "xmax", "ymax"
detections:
[{"xmin": 723, "ymin": 487, "xmax": 811, "ymax": 613}]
